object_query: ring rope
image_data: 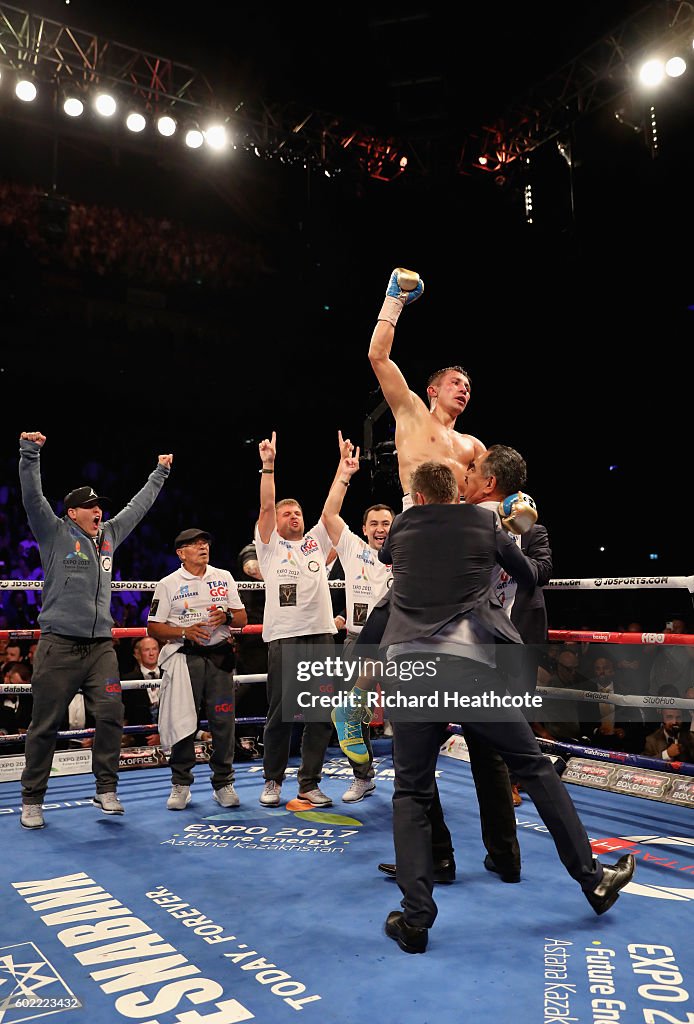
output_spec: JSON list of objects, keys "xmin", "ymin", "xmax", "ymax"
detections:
[
  {"xmin": 534, "ymin": 685, "xmax": 694, "ymax": 711},
  {"xmin": 0, "ymin": 625, "xmax": 264, "ymax": 640},
  {"xmin": 548, "ymin": 629, "xmax": 694, "ymax": 645},
  {"xmin": 544, "ymin": 575, "xmax": 694, "ymax": 592},
  {"xmin": 2, "ymin": 575, "xmax": 693, "ymax": 592},
  {"xmin": 0, "ymin": 716, "xmax": 269, "ymax": 745},
  {"xmin": 4, "ymin": 626, "xmax": 693, "ymax": 644},
  {"xmin": 445, "ymin": 725, "xmax": 694, "ymax": 777}
]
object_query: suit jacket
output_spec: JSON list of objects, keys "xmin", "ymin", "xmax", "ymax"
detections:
[
  {"xmin": 121, "ymin": 666, "xmax": 160, "ymax": 724},
  {"xmin": 643, "ymin": 726, "xmax": 679, "ymax": 759},
  {"xmin": 378, "ymin": 503, "xmax": 538, "ymax": 650},
  {"xmin": 510, "ymin": 523, "xmax": 552, "ymax": 645}
]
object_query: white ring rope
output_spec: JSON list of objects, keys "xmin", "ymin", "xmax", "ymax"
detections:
[
  {"xmin": 535, "ymin": 686, "xmax": 694, "ymax": 712},
  {"xmin": 2, "ymin": 575, "xmax": 693, "ymax": 592},
  {"xmin": 545, "ymin": 575, "xmax": 694, "ymax": 592}
]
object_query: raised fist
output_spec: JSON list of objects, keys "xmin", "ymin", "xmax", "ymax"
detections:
[
  {"xmin": 20, "ymin": 431, "xmax": 46, "ymax": 446},
  {"xmin": 385, "ymin": 268, "xmax": 424, "ymax": 304}
]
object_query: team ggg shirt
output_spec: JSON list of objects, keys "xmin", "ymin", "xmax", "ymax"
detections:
[
  {"xmin": 254, "ymin": 520, "xmax": 337, "ymax": 642},
  {"xmin": 149, "ymin": 564, "xmax": 243, "ymax": 646},
  {"xmin": 480, "ymin": 500, "xmax": 519, "ymax": 614},
  {"xmin": 336, "ymin": 527, "xmax": 392, "ymax": 632}
]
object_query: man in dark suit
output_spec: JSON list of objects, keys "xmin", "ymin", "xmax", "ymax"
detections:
[
  {"xmin": 0, "ymin": 661, "xmax": 34, "ymax": 755},
  {"xmin": 121, "ymin": 637, "xmax": 162, "ymax": 746},
  {"xmin": 464, "ymin": 443, "xmax": 553, "ymax": 805},
  {"xmin": 510, "ymin": 524, "xmax": 552, "ymax": 643},
  {"xmin": 380, "ymin": 461, "xmax": 635, "ymax": 954},
  {"xmin": 642, "ymin": 708, "xmax": 682, "ymax": 761},
  {"xmin": 383, "ymin": 444, "xmax": 540, "ymax": 877}
]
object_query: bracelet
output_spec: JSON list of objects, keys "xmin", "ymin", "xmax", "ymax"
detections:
[
  {"xmin": 181, "ymin": 627, "xmax": 186, "ymax": 640},
  {"xmin": 224, "ymin": 609, "xmax": 233, "ymax": 625},
  {"xmin": 260, "ymin": 468, "xmax": 274, "ymax": 474},
  {"xmin": 339, "ymin": 479, "xmax": 350, "ymax": 487}
]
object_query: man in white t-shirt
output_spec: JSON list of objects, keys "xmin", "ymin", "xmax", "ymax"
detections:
[
  {"xmin": 321, "ymin": 432, "xmax": 394, "ymax": 802},
  {"xmin": 148, "ymin": 529, "xmax": 247, "ymax": 810},
  {"xmin": 255, "ymin": 432, "xmax": 338, "ymax": 808}
]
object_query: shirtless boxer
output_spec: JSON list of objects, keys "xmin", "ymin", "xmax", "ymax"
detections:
[{"xmin": 368, "ymin": 268, "xmax": 485, "ymax": 503}]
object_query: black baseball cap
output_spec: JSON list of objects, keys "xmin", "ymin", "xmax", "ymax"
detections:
[
  {"xmin": 175, "ymin": 528, "xmax": 212, "ymax": 549},
  {"xmin": 64, "ymin": 486, "xmax": 111, "ymax": 510}
]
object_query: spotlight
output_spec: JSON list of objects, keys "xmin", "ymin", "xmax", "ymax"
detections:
[
  {"xmin": 15, "ymin": 79, "xmax": 37, "ymax": 102},
  {"xmin": 94, "ymin": 92, "xmax": 117, "ymax": 117},
  {"xmin": 638, "ymin": 58, "xmax": 665, "ymax": 87},
  {"xmin": 63, "ymin": 95, "xmax": 84, "ymax": 117},
  {"xmin": 184, "ymin": 126, "xmax": 204, "ymax": 149},
  {"xmin": 665, "ymin": 56, "xmax": 686, "ymax": 77},
  {"xmin": 126, "ymin": 111, "xmax": 146, "ymax": 133},
  {"xmin": 204, "ymin": 124, "xmax": 228, "ymax": 150},
  {"xmin": 156, "ymin": 115, "xmax": 176, "ymax": 137}
]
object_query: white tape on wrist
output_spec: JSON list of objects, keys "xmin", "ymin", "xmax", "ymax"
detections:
[{"xmin": 377, "ymin": 295, "xmax": 405, "ymax": 327}]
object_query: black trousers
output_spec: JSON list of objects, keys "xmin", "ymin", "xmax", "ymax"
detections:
[
  {"xmin": 169, "ymin": 644, "xmax": 236, "ymax": 789},
  {"xmin": 21, "ymin": 635, "xmax": 123, "ymax": 803},
  {"xmin": 391, "ymin": 657, "xmax": 602, "ymax": 929},
  {"xmin": 357, "ymin": 601, "xmax": 518, "ymax": 871},
  {"xmin": 395, "ymin": 732, "xmax": 519, "ymax": 872},
  {"xmin": 263, "ymin": 634, "xmax": 334, "ymax": 792}
]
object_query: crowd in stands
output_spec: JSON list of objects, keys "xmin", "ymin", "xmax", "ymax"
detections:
[{"xmin": 0, "ymin": 179, "xmax": 274, "ymax": 290}]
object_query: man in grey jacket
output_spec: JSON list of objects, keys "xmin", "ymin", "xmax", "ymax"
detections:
[{"xmin": 18, "ymin": 429, "xmax": 173, "ymax": 829}]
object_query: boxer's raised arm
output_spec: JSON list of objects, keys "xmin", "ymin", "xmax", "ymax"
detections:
[{"xmin": 369, "ymin": 268, "xmax": 424, "ymax": 416}]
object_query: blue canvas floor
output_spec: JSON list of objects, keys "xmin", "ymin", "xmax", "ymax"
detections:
[{"xmin": 1, "ymin": 741, "xmax": 693, "ymax": 1024}]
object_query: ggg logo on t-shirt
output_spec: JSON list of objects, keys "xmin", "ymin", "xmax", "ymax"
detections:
[{"xmin": 301, "ymin": 536, "xmax": 319, "ymax": 556}]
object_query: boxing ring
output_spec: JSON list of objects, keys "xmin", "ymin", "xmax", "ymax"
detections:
[{"xmin": 0, "ymin": 576, "xmax": 693, "ymax": 1024}]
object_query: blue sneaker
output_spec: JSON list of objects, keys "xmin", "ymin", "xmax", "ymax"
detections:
[{"xmin": 331, "ymin": 703, "xmax": 372, "ymax": 764}]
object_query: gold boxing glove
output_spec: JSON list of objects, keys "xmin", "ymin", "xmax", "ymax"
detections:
[{"xmin": 498, "ymin": 492, "xmax": 538, "ymax": 535}]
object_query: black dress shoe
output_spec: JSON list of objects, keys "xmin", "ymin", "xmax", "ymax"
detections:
[
  {"xmin": 484, "ymin": 854, "xmax": 521, "ymax": 884},
  {"xmin": 385, "ymin": 911, "xmax": 428, "ymax": 954},
  {"xmin": 378, "ymin": 859, "xmax": 456, "ymax": 884},
  {"xmin": 585, "ymin": 854, "xmax": 636, "ymax": 915}
]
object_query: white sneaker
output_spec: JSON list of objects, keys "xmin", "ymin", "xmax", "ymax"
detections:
[
  {"xmin": 213, "ymin": 784, "xmax": 240, "ymax": 808},
  {"xmin": 167, "ymin": 785, "xmax": 192, "ymax": 810},
  {"xmin": 92, "ymin": 792, "xmax": 124, "ymax": 814},
  {"xmin": 342, "ymin": 779, "xmax": 376, "ymax": 803},
  {"xmin": 260, "ymin": 780, "xmax": 282, "ymax": 806},
  {"xmin": 20, "ymin": 803, "xmax": 45, "ymax": 829},
  {"xmin": 298, "ymin": 787, "xmax": 333, "ymax": 807}
]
